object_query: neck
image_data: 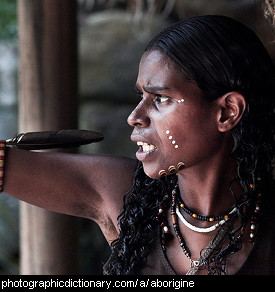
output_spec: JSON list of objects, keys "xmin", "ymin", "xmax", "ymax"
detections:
[{"xmin": 177, "ymin": 154, "xmax": 243, "ymax": 218}]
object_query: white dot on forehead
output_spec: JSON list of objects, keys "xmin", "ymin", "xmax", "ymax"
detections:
[{"xmin": 166, "ymin": 130, "xmax": 170, "ymax": 134}]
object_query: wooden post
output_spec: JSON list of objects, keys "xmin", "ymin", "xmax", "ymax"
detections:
[{"xmin": 17, "ymin": 0, "xmax": 78, "ymax": 274}]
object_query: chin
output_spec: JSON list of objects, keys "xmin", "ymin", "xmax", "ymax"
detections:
[
  {"xmin": 143, "ymin": 170, "xmax": 159, "ymax": 179},
  {"xmin": 146, "ymin": 173, "xmax": 160, "ymax": 179},
  {"xmin": 142, "ymin": 164, "xmax": 161, "ymax": 179}
]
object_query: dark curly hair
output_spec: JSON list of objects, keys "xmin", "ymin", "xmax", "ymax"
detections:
[{"xmin": 104, "ymin": 15, "xmax": 275, "ymax": 275}]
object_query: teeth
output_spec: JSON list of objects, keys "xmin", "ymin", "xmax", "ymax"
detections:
[
  {"xmin": 137, "ymin": 141, "xmax": 156, "ymax": 152},
  {"xmin": 149, "ymin": 145, "xmax": 155, "ymax": 151},
  {"xmin": 143, "ymin": 144, "xmax": 150, "ymax": 152}
]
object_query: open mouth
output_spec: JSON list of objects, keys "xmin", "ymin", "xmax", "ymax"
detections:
[
  {"xmin": 137, "ymin": 141, "xmax": 157, "ymax": 153},
  {"xmin": 135, "ymin": 141, "xmax": 158, "ymax": 161}
]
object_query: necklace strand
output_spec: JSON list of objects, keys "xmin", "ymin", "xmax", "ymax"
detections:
[
  {"xmin": 175, "ymin": 205, "xmax": 237, "ymax": 233},
  {"xmin": 157, "ymin": 175, "xmax": 262, "ymax": 274},
  {"xmin": 171, "ymin": 188, "xmax": 192, "ymax": 261},
  {"xmin": 171, "ymin": 185, "xmax": 232, "ymax": 272},
  {"xmin": 171, "ymin": 182, "xmax": 240, "ymax": 275},
  {"xmin": 176, "ymin": 185, "xmax": 235, "ymax": 222}
]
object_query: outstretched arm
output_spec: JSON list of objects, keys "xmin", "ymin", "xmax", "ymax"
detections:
[{"xmin": 3, "ymin": 148, "xmax": 138, "ymax": 241}]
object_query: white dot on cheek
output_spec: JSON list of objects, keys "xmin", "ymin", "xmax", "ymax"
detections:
[
  {"xmin": 169, "ymin": 136, "xmax": 172, "ymax": 140},
  {"xmin": 175, "ymin": 145, "xmax": 178, "ymax": 148},
  {"xmin": 166, "ymin": 130, "xmax": 170, "ymax": 134}
]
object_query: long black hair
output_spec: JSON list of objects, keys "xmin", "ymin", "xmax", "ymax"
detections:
[{"xmin": 104, "ymin": 15, "xmax": 275, "ymax": 275}]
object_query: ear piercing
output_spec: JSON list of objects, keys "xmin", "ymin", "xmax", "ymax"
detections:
[{"xmin": 158, "ymin": 162, "xmax": 185, "ymax": 177}]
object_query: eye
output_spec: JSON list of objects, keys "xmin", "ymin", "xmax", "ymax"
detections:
[{"xmin": 155, "ymin": 95, "xmax": 169, "ymax": 103}]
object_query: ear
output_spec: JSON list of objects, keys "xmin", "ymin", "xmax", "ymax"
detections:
[{"xmin": 217, "ymin": 92, "xmax": 246, "ymax": 132}]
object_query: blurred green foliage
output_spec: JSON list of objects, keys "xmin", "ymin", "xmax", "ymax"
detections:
[{"xmin": 0, "ymin": 0, "xmax": 17, "ymax": 40}]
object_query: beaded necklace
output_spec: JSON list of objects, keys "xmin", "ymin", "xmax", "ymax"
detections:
[
  {"xmin": 171, "ymin": 186, "xmax": 236, "ymax": 272},
  {"xmin": 172, "ymin": 183, "xmax": 238, "ymax": 233},
  {"xmin": 156, "ymin": 175, "xmax": 262, "ymax": 274},
  {"xmin": 176, "ymin": 186, "xmax": 235, "ymax": 222},
  {"xmin": 175, "ymin": 205, "xmax": 237, "ymax": 233},
  {"xmin": 157, "ymin": 181, "xmax": 235, "ymax": 270}
]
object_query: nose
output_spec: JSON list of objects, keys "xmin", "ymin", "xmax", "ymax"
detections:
[{"xmin": 127, "ymin": 102, "xmax": 150, "ymax": 128}]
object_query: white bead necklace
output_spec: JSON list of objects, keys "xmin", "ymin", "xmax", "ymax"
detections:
[{"xmin": 176, "ymin": 205, "xmax": 237, "ymax": 233}]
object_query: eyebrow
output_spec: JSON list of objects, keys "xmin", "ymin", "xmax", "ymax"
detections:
[{"xmin": 135, "ymin": 85, "xmax": 171, "ymax": 94}]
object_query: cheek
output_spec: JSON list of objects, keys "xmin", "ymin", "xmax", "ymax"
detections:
[
  {"xmin": 156, "ymin": 126, "xmax": 187, "ymax": 177},
  {"xmin": 151, "ymin": 104, "xmax": 189, "ymax": 176},
  {"xmin": 158, "ymin": 104, "xmax": 186, "ymax": 151},
  {"xmin": 164, "ymin": 129, "xmax": 179, "ymax": 150},
  {"xmin": 151, "ymin": 100, "xmax": 220, "ymax": 178},
  {"xmin": 160, "ymin": 114, "xmax": 222, "ymax": 173}
]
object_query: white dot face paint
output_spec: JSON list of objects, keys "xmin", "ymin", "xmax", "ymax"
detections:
[
  {"xmin": 167, "ymin": 99, "xmax": 183, "ymax": 150},
  {"xmin": 160, "ymin": 98, "xmax": 185, "ymax": 176},
  {"xmin": 166, "ymin": 130, "xmax": 179, "ymax": 149},
  {"xmin": 158, "ymin": 129, "xmax": 187, "ymax": 177}
]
